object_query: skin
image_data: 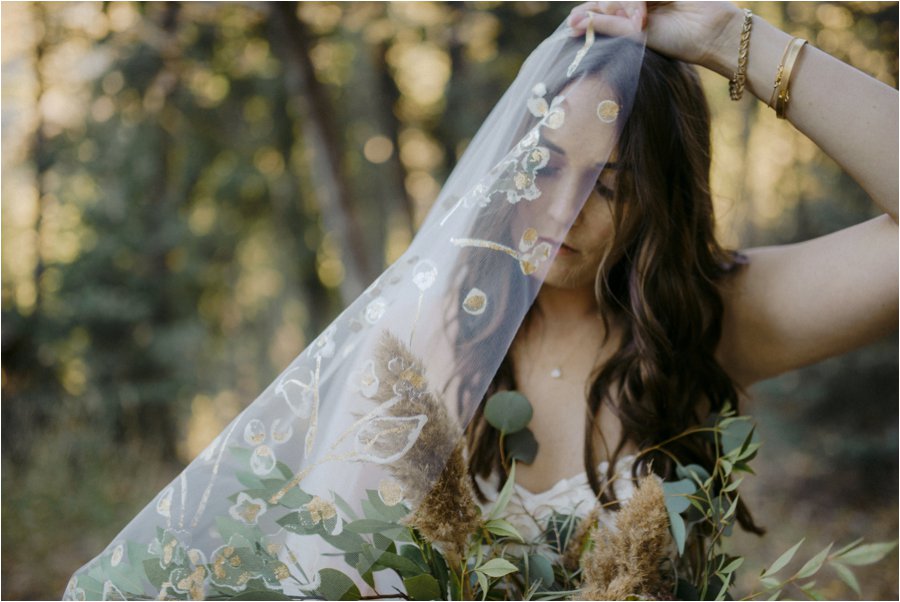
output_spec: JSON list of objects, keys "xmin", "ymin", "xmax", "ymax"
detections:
[{"xmin": 511, "ymin": 1, "xmax": 898, "ymax": 494}]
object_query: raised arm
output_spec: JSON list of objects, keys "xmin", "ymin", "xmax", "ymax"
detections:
[{"xmin": 569, "ymin": 2, "xmax": 898, "ymax": 386}]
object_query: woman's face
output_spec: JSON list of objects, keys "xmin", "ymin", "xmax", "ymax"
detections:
[
  {"xmin": 543, "ymin": 163, "xmax": 619, "ymax": 289},
  {"xmin": 527, "ymin": 78, "xmax": 624, "ymax": 290}
]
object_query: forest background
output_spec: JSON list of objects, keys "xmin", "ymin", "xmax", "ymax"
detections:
[{"xmin": 1, "ymin": 2, "xmax": 897, "ymax": 600}]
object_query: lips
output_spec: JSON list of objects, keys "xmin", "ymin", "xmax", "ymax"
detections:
[{"xmin": 541, "ymin": 236, "xmax": 578, "ymax": 255}]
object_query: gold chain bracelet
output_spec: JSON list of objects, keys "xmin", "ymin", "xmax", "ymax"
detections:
[{"xmin": 729, "ymin": 9, "xmax": 754, "ymax": 101}]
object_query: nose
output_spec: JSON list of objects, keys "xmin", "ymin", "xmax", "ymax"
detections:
[{"xmin": 542, "ymin": 171, "xmax": 589, "ymax": 234}]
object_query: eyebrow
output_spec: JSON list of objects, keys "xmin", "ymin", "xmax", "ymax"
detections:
[{"xmin": 539, "ymin": 137, "xmax": 621, "ymax": 170}]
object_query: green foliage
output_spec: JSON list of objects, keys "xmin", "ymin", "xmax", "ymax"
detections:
[
  {"xmin": 484, "ymin": 391, "xmax": 533, "ymax": 434},
  {"xmin": 504, "ymin": 427, "xmax": 539, "ymax": 464}
]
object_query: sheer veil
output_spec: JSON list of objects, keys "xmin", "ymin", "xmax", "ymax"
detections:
[{"xmin": 65, "ymin": 17, "xmax": 646, "ymax": 601}]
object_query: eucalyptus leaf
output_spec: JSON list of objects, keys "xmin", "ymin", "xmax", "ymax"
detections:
[
  {"xmin": 399, "ymin": 545, "xmax": 429, "ymax": 572},
  {"xmin": 333, "ymin": 492, "xmax": 360, "ymax": 522},
  {"xmin": 372, "ymin": 550, "xmax": 423, "ymax": 578},
  {"xmin": 504, "ymin": 428, "xmax": 539, "ymax": 464},
  {"xmin": 663, "ymin": 478, "xmax": 695, "ymax": 515},
  {"xmin": 485, "ymin": 518, "xmax": 524, "ymax": 542},
  {"xmin": 476, "ymin": 558, "xmax": 519, "ymax": 578},
  {"xmin": 676, "ymin": 463, "xmax": 711, "ymax": 484},
  {"xmin": 404, "ymin": 574, "xmax": 441, "ymax": 601},
  {"xmin": 831, "ymin": 537, "xmax": 865, "ymax": 557},
  {"xmin": 721, "ymin": 556, "xmax": 744, "ymax": 574},
  {"xmin": 476, "ymin": 571, "xmax": 489, "ymax": 598},
  {"xmin": 667, "ymin": 508, "xmax": 687, "ymax": 556},
  {"xmin": 831, "ymin": 562, "xmax": 861, "ymax": 595},
  {"xmin": 720, "ymin": 418, "xmax": 756, "ymax": 456},
  {"xmin": 366, "ymin": 489, "xmax": 409, "ymax": 522},
  {"xmin": 761, "ymin": 538, "xmax": 805, "ymax": 578},
  {"xmin": 484, "ymin": 391, "xmax": 533, "ymax": 434},
  {"xmin": 527, "ymin": 554, "xmax": 554, "ymax": 589},
  {"xmin": 835, "ymin": 541, "xmax": 897, "ymax": 566},
  {"xmin": 794, "ymin": 543, "xmax": 832, "ymax": 579},
  {"xmin": 344, "ymin": 519, "xmax": 402, "ymax": 534},
  {"xmin": 722, "ymin": 476, "xmax": 744, "ymax": 493},
  {"xmin": 713, "ymin": 572, "xmax": 732, "ymax": 601},
  {"xmin": 316, "ymin": 568, "xmax": 361, "ymax": 601},
  {"xmin": 798, "ymin": 581, "xmax": 824, "ymax": 601},
  {"xmin": 488, "ymin": 461, "xmax": 517, "ymax": 520},
  {"xmin": 722, "ymin": 494, "xmax": 739, "ymax": 521}
]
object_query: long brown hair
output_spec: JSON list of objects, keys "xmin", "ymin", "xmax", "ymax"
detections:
[{"xmin": 464, "ymin": 42, "xmax": 763, "ymax": 535}]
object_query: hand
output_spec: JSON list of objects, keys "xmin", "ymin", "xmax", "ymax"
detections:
[{"xmin": 567, "ymin": 1, "xmax": 747, "ymax": 75}]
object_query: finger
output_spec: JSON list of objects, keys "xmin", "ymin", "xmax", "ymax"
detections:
[
  {"xmin": 571, "ymin": 11, "xmax": 642, "ymax": 37},
  {"xmin": 569, "ymin": 2, "xmax": 645, "ymax": 34},
  {"xmin": 567, "ymin": 2, "xmax": 598, "ymax": 27}
]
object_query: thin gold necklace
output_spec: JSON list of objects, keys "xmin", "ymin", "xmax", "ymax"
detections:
[{"xmin": 523, "ymin": 314, "xmax": 603, "ymax": 380}]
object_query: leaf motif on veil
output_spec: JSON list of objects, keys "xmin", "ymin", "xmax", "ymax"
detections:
[
  {"xmin": 276, "ymin": 367, "xmax": 316, "ymax": 420},
  {"xmin": 353, "ymin": 414, "xmax": 429, "ymax": 464}
]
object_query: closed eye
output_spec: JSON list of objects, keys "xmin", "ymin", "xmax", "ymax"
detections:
[{"xmin": 595, "ymin": 181, "xmax": 615, "ymax": 199}]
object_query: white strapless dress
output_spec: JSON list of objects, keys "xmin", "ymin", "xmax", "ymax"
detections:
[{"xmin": 475, "ymin": 454, "xmax": 638, "ymax": 545}]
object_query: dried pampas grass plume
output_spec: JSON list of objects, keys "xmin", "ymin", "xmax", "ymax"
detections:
[
  {"xmin": 372, "ymin": 331, "xmax": 480, "ymax": 561},
  {"xmin": 578, "ymin": 476, "xmax": 672, "ymax": 601}
]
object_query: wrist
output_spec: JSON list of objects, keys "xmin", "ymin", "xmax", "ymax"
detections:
[{"xmin": 704, "ymin": 7, "xmax": 754, "ymax": 78}]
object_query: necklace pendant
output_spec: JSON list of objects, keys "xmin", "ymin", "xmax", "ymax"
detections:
[{"xmin": 550, "ymin": 367, "xmax": 562, "ymax": 379}]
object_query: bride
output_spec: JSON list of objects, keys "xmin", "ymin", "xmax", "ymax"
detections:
[
  {"xmin": 66, "ymin": 2, "xmax": 896, "ymax": 600},
  {"xmin": 468, "ymin": 0, "xmax": 897, "ymax": 537}
]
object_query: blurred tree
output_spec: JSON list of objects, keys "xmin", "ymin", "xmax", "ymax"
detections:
[{"xmin": 0, "ymin": 2, "xmax": 896, "ymax": 600}]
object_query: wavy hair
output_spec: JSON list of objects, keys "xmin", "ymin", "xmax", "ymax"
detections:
[{"xmin": 463, "ymin": 42, "xmax": 764, "ymax": 536}]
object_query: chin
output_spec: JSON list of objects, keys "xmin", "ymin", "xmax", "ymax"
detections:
[{"xmin": 543, "ymin": 262, "xmax": 597, "ymax": 290}]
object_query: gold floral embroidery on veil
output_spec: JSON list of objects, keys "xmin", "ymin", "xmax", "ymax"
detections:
[{"xmin": 450, "ymin": 226, "xmax": 554, "ymax": 276}]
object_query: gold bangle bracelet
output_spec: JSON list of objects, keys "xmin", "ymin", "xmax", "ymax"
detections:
[
  {"xmin": 729, "ymin": 9, "xmax": 753, "ymax": 101},
  {"xmin": 774, "ymin": 37, "xmax": 808, "ymax": 119},
  {"xmin": 769, "ymin": 38, "xmax": 807, "ymax": 119}
]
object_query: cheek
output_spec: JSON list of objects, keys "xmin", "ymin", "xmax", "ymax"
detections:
[{"xmin": 580, "ymin": 203, "xmax": 616, "ymax": 256}]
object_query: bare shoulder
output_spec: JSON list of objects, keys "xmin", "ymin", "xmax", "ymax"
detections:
[{"xmin": 714, "ymin": 214, "xmax": 898, "ymax": 389}]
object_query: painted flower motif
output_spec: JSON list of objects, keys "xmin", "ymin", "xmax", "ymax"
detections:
[
  {"xmin": 462, "ymin": 288, "xmax": 488, "ymax": 316},
  {"xmin": 228, "ymin": 492, "xmax": 268, "ymax": 525},
  {"xmin": 523, "ymin": 146, "xmax": 550, "ymax": 171},
  {"xmin": 391, "ymin": 362, "xmax": 428, "ymax": 402},
  {"xmin": 64, "ymin": 577, "xmax": 86, "ymax": 601},
  {"xmin": 378, "ymin": 479, "xmax": 405, "ymax": 507},
  {"xmin": 156, "ymin": 486, "xmax": 174, "ymax": 519},
  {"xmin": 517, "ymin": 228, "xmax": 553, "ymax": 275},
  {"xmin": 527, "ymin": 83, "xmax": 566, "ymax": 130},
  {"xmin": 300, "ymin": 494, "xmax": 343, "ymax": 536},
  {"xmin": 543, "ymin": 102, "xmax": 566, "ymax": 129},
  {"xmin": 311, "ymin": 324, "xmax": 337, "ymax": 359},
  {"xmin": 305, "ymin": 495, "xmax": 337, "ymax": 524},
  {"xmin": 242, "ymin": 418, "xmax": 293, "ymax": 476},
  {"xmin": 102, "ymin": 580, "xmax": 125, "ymax": 601},
  {"xmin": 109, "ymin": 543, "xmax": 124, "ymax": 567},
  {"xmin": 148, "ymin": 529, "xmax": 190, "ymax": 570},
  {"xmin": 365, "ymin": 296, "xmax": 388, "ymax": 324},
  {"xmin": 171, "ymin": 564, "xmax": 208, "ymax": 601},
  {"xmin": 209, "ymin": 537, "xmax": 259, "ymax": 592},
  {"xmin": 412, "ymin": 260, "xmax": 438, "ymax": 291},
  {"xmin": 515, "ymin": 128, "xmax": 540, "ymax": 153},
  {"xmin": 277, "ymin": 366, "xmax": 317, "ymax": 420},
  {"xmin": 352, "ymin": 359, "xmax": 380, "ymax": 398},
  {"xmin": 519, "ymin": 227, "xmax": 539, "ymax": 251},
  {"xmin": 597, "ymin": 99, "xmax": 620, "ymax": 123},
  {"xmin": 513, "ymin": 171, "xmax": 533, "ymax": 191},
  {"xmin": 527, "ymin": 95, "xmax": 549, "ymax": 117}
]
